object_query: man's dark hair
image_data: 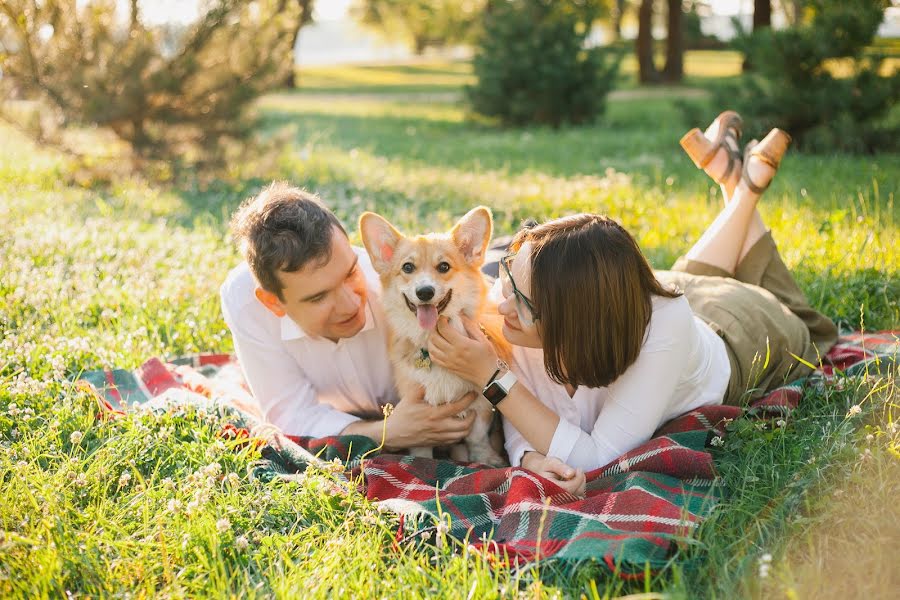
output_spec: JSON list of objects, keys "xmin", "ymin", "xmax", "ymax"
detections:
[{"xmin": 230, "ymin": 182, "xmax": 346, "ymax": 300}]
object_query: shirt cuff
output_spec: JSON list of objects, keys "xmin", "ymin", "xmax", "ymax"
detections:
[
  {"xmin": 276, "ymin": 409, "xmax": 361, "ymax": 439},
  {"xmin": 509, "ymin": 444, "xmax": 536, "ymax": 468},
  {"xmin": 546, "ymin": 418, "xmax": 583, "ymax": 463}
]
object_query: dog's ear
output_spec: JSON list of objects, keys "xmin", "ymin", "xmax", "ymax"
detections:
[
  {"xmin": 359, "ymin": 212, "xmax": 402, "ymax": 273},
  {"xmin": 451, "ymin": 206, "xmax": 492, "ymax": 265}
]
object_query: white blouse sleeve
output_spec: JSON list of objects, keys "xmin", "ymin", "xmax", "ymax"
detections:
[{"xmin": 546, "ymin": 302, "xmax": 692, "ymax": 471}]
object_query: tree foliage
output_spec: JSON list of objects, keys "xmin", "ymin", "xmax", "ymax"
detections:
[
  {"xmin": 720, "ymin": 0, "xmax": 899, "ymax": 152},
  {"xmin": 351, "ymin": 0, "xmax": 484, "ymax": 54},
  {"xmin": 0, "ymin": 0, "xmax": 306, "ymax": 161},
  {"xmin": 466, "ymin": 0, "xmax": 620, "ymax": 127}
]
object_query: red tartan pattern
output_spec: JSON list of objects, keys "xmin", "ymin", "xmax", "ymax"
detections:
[{"xmin": 76, "ymin": 331, "xmax": 899, "ymax": 577}]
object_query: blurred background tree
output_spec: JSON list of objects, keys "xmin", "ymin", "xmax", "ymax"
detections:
[
  {"xmin": 720, "ymin": 0, "xmax": 899, "ymax": 152},
  {"xmin": 0, "ymin": 0, "xmax": 311, "ymax": 163},
  {"xmin": 350, "ymin": 0, "xmax": 485, "ymax": 55},
  {"xmin": 465, "ymin": 0, "xmax": 620, "ymax": 127},
  {"xmin": 635, "ymin": 0, "xmax": 685, "ymax": 83},
  {"xmin": 281, "ymin": 0, "xmax": 315, "ymax": 88}
]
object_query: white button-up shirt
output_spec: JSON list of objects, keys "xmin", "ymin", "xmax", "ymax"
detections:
[
  {"xmin": 220, "ymin": 247, "xmax": 398, "ymax": 438},
  {"xmin": 502, "ymin": 293, "xmax": 730, "ymax": 470}
]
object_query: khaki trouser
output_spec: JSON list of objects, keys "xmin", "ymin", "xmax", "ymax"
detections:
[{"xmin": 657, "ymin": 232, "xmax": 838, "ymax": 406}]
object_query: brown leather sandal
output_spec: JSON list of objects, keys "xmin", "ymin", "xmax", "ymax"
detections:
[
  {"xmin": 680, "ymin": 110, "xmax": 744, "ymax": 185},
  {"xmin": 741, "ymin": 128, "xmax": 791, "ymax": 194}
]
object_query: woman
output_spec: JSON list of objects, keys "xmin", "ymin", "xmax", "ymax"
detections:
[{"xmin": 427, "ymin": 114, "xmax": 838, "ymax": 496}]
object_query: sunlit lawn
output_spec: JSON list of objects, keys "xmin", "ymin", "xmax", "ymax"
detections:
[{"xmin": 1, "ymin": 54, "xmax": 898, "ymax": 598}]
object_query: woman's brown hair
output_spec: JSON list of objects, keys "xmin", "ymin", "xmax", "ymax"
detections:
[{"xmin": 511, "ymin": 214, "xmax": 681, "ymax": 388}]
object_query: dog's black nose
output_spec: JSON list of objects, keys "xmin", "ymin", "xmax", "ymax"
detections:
[{"xmin": 416, "ymin": 286, "xmax": 435, "ymax": 302}]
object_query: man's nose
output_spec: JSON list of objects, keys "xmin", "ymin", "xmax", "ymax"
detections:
[
  {"xmin": 339, "ymin": 282, "xmax": 361, "ymax": 309},
  {"xmin": 415, "ymin": 285, "xmax": 435, "ymax": 302}
]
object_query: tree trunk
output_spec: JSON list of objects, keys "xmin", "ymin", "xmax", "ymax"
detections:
[
  {"xmin": 753, "ymin": 0, "xmax": 772, "ymax": 30},
  {"xmin": 612, "ymin": 0, "xmax": 627, "ymax": 41},
  {"xmin": 282, "ymin": 0, "xmax": 315, "ymax": 89},
  {"xmin": 743, "ymin": 0, "xmax": 771, "ymax": 72},
  {"xmin": 790, "ymin": 0, "xmax": 804, "ymax": 25},
  {"xmin": 636, "ymin": 0, "xmax": 659, "ymax": 84},
  {"xmin": 662, "ymin": 0, "xmax": 683, "ymax": 83}
]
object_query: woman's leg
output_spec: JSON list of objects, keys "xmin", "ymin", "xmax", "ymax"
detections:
[{"xmin": 684, "ymin": 132, "xmax": 787, "ymax": 274}]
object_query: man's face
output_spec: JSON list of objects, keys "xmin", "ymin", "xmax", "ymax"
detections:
[{"xmin": 257, "ymin": 226, "xmax": 369, "ymax": 342}]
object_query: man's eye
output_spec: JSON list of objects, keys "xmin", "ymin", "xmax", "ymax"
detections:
[
  {"xmin": 401, "ymin": 262, "xmax": 415, "ymax": 274},
  {"xmin": 436, "ymin": 262, "xmax": 450, "ymax": 273}
]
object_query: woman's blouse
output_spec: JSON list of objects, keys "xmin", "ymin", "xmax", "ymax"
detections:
[{"xmin": 504, "ymin": 294, "xmax": 731, "ymax": 471}]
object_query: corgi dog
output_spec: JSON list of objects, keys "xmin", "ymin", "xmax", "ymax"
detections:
[{"xmin": 359, "ymin": 206, "xmax": 509, "ymax": 467}]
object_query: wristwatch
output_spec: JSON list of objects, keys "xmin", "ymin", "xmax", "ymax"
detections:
[{"xmin": 482, "ymin": 367, "xmax": 517, "ymax": 408}]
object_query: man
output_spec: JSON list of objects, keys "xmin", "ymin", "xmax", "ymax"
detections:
[{"xmin": 221, "ymin": 182, "xmax": 477, "ymax": 448}]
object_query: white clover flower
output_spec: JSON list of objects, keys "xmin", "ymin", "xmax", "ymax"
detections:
[
  {"xmin": 75, "ymin": 473, "xmax": 88, "ymax": 487},
  {"xmin": 775, "ymin": 419, "xmax": 786, "ymax": 428},
  {"xmin": 866, "ymin": 434, "xmax": 875, "ymax": 442},
  {"xmin": 235, "ymin": 535, "xmax": 249, "ymax": 550},
  {"xmin": 710, "ymin": 436, "xmax": 724, "ymax": 447},
  {"xmin": 848, "ymin": 405, "xmax": 862, "ymax": 416},
  {"xmin": 758, "ymin": 552, "xmax": 773, "ymax": 578},
  {"xmin": 162, "ymin": 477, "xmax": 175, "ymax": 491},
  {"xmin": 167, "ymin": 499, "xmax": 182, "ymax": 514},
  {"xmin": 186, "ymin": 499, "xmax": 200, "ymax": 516},
  {"xmin": 69, "ymin": 431, "xmax": 84, "ymax": 444},
  {"xmin": 226, "ymin": 472, "xmax": 241, "ymax": 488},
  {"xmin": 216, "ymin": 518, "xmax": 231, "ymax": 533},
  {"xmin": 118, "ymin": 470, "xmax": 132, "ymax": 487}
]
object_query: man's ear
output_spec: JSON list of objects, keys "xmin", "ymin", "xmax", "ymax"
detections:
[
  {"xmin": 451, "ymin": 206, "xmax": 492, "ymax": 265},
  {"xmin": 359, "ymin": 212, "xmax": 403, "ymax": 273},
  {"xmin": 255, "ymin": 287, "xmax": 286, "ymax": 318}
]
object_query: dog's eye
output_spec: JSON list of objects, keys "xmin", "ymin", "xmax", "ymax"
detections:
[
  {"xmin": 401, "ymin": 262, "xmax": 415, "ymax": 274},
  {"xmin": 436, "ymin": 261, "xmax": 451, "ymax": 273}
]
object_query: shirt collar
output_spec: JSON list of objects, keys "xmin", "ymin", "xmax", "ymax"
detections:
[{"xmin": 280, "ymin": 302, "xmax": 376, "ymax": 342}]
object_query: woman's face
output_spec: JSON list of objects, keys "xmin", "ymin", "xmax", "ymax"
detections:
[{"xmin": 498, "ymin": 242, "xmax": 543, "ymax": 348}]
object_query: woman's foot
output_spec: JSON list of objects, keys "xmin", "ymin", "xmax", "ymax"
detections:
[
  {"xmin": 739, "ymin": 128, "xmax": 791, "ymax": 195},
  {"xmin": 680, "ymin": 111, "xmax": 743, "ymax": 200}
]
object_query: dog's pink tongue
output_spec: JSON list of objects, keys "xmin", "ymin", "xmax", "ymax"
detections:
[{"xmin": 416, "ymin": 304, "xmax": 438, "ymax": 330}]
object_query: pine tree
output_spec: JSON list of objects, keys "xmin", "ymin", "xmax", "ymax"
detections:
[
  {"xmin": 0, "ymin": 0, "xmax": 305, "ymax": 162},
  {"xmin": 721, "ymin": 0, "xmax": 899, "ymax": 152},
  {"xmin": 466, "ymin": 0, "xmax": 620, "ymax": 127}
]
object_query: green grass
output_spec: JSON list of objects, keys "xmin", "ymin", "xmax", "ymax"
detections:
[{"xmin": 1, "ymin": 54, "xmax": 899, "ymax": 598}]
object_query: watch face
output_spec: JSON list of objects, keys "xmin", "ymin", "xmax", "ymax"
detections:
[{"xmin": 483, "ymin": 381, "xmax": 506, "ymax": 406}]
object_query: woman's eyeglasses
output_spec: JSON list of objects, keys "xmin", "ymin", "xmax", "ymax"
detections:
[{"xmin": 499, "ymin": 253, "xmax": 539, "ymax": 327}]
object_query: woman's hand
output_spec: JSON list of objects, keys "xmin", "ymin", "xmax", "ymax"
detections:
[
  {"xmin": 428, "ymin": 315, "xmax": 499, "ymax": 387},
  {"xmin": 522, "ymin": 451, "xmax": 586, "ymax": 497}
]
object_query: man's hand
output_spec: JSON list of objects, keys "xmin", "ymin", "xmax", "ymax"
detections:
[
  {"xmin": 522, "ymin": 451, "xmax": 586, "ymax": 497},
  {"xmin": 382, "ymin": 387, "xmax": 478, "ymax": 450}
]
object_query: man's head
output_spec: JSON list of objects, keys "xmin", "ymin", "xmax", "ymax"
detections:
[{"xmin": 230, "ymin": 182, "xmax": 368, "ymax": 342}]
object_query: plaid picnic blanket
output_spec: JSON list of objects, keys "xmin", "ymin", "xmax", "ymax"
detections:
[{"xmin": 77, "ymin": 331, "xmax": 898, "ymax": 577}]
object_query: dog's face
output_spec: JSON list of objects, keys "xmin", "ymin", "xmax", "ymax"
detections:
[{"xmin": 359, "ymin": 207, "xmax": 492, "ymax": 332}]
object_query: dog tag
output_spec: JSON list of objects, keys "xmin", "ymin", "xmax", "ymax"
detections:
[{"xmin": 414, "ymin": 348, "xmax": 432, "ymax": 370}]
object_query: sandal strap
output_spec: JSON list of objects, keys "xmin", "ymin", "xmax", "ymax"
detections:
[
  {"xmin": 712, "ymin": 129, "xmax": 742, "ymax": 185},
  {"xmin": 741, "ymin": 147, "xmax": 769, "ymax": 194}
]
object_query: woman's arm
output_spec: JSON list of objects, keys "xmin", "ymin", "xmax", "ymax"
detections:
[
  {"xmin": 428, "ymin": 316, "xmax": 560, "ymax": 456},
  {"xmin": 545, "ymin": 310, "xmax": 692, "ymax": 471},
  {"xmin": 430, "ymin": 306, "xmax": 692, "ymax": 473}
]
